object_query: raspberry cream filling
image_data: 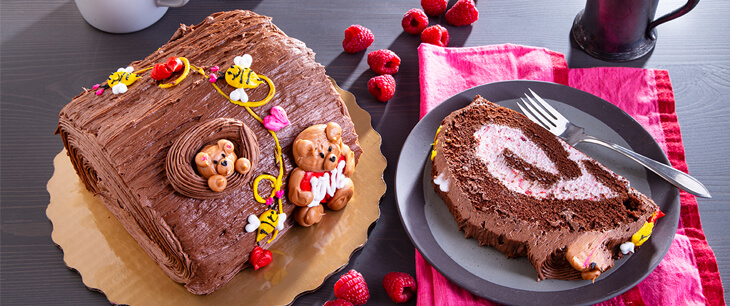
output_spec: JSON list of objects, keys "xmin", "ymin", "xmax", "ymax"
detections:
[{"xmin": 474, "ymin": 124, "xmax": 617, "ymax": 200}]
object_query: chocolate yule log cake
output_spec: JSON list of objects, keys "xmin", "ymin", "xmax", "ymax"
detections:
[
  {"xmin": 430, "ymin": 96, "xmax": 661, "ymax": 281},
  {"xmin": 57, "ymin": 11, "xmax": 361, "ymax": 294}
]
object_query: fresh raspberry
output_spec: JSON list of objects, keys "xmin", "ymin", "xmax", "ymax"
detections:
[
  {"xmin": 383, "ymin": 272, "xmax": 418, "ymax": 303},
  {"xmin": 402, "ymin": 8, "xmax": 429, "ymax": 35},
  {"xmin": 445, "ymin": 0, "xmax": 479, "ymax": 26},
  {"xmin": 334, "ymin": 270, "xmax": 370, "ymax": 305},
  {"xmin": 367, "ymin": 49, "xmax": 401, "ymax": 75},
  {"xmin": 323, "ymin": 299, "xmax": 354, "ymax": 306},
  {"xmin": 367, "ymin": 74, "xmax": 396, "ymax": 102},
  {"xmin": 420, "ymin": 25, "xmax": 450, "ymax": 47},
  {"xmin": 421, "ymin": 0, "xmax": 448, "ymax": 16},
  {"xmin": 342, "ymin": 25, "xmax": 374, "ymax": 53}
]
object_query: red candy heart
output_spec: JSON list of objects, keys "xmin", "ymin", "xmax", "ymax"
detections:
[
  {"xmin": 249, "ymin": 246, "xmax": 273, "ymax": 270},
  {"xmin": 150, "ymin": 63, "xmax": 173, "ymax": 80},
  {"xmin": 166, "ymin": 57, "xmax": 184, "ymax": 72}
]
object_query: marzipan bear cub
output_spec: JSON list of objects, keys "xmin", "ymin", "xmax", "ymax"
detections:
[
  {"xmin": 195, "ymin": 139, "xmax": 251, "ymax": 192},
  {"xmin": 289, "ymin": 122, "xmax": 356, "ymax": 226}
]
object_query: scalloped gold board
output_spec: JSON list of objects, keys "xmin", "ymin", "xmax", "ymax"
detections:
[{"xmin": 46, "ymin": 79, "xmax": 385, "ymax": 305}]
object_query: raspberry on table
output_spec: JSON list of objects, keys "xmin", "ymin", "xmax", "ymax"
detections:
[
  {"xmin": 368, "ymin": 74, "xmax": 396, "ymax": 102},
  {"xmin": 402, "ymin": 8, "xmax": 429, "ymax": 35},
  {"xmin": 445, "ymin": 0, "xmax": 479, "ymax": 26},
  {"xmin": 334, "ymin": 270, "xmax": 370, "ymax": 305},
  {"xmin": 383, "ymin": 272, "xmax": 418, "ymax": 303},
  {"xmin": 367, "ymin": 49, "xmax": 401, "ymax": 75},
  {"xmin": 421, "ymin": 25, "xmax": 450, "ymax": 47},
  {"xmin": 421, "ymin": 0, "xmax": 448, "ymax": 16},
  {"xmin": 323, "ymin": 299, "xmax": 354, "ymax": 306},
  {"xmin": 342, "ymin": 25, "xmax": 374, "ymax": 53}
]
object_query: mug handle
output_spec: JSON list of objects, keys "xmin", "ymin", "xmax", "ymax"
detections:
[
  {"xmin": 156, "ymin": 0, "xmax": 189, "ymax": 8},
  {"xmin": 646, "ymin": 0, "xmax": 700, "ymax": 39}
]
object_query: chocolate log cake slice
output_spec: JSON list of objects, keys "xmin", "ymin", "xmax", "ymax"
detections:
[{"xmin": 430, "ymin": 96, "xmax": 659, "ymax": 281}]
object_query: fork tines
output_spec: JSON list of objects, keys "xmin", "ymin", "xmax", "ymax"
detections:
[{"xmin": 517, "ymin": 89, "xmax": 562, "ymax": 131}]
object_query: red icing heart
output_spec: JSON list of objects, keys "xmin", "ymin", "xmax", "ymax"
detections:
[
  {"xmin": 150, "ymin": 63, "xmax": 173, "ymax": 80},
  {"xmin": 166, "ymin": 57, "xmax": 184, "ymax": 72},
  {"xmin": 249, "ymin": 246, "xmax": 273, "ymax": 270}
]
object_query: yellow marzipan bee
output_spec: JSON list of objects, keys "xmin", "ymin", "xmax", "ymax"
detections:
[
  {"xmin": 107, "ymin": 67, "xmax": 140, "ymax": 94},
  {"xmin": 225, "ymin": 54, "xmax": 264, "ymax": 102},
  {"xmin": 245, "ymin": 208, "xmax": 287, "ymax": 244}
]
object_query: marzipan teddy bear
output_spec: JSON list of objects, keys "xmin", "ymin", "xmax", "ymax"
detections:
[
  {"xmin": 195, "ymin": 139, "xmax": 251, "ymax": 192},
  {"xmin": 288, "ymin": 122, "xmax": 356, "ymax": 226}
]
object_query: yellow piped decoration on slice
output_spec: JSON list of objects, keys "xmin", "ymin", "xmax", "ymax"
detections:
[
  {"xmin": 431, "ymin": 125, "xmax": 442, "ymax": 161},
  {"xmin": 631, "ymin": 209, "xmax": 665, "ymax": 246}
]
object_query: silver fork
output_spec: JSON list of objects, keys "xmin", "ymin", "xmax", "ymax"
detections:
[{"xmin": 518, "ymin": 89, "xmax": 711, "ymax": 198}]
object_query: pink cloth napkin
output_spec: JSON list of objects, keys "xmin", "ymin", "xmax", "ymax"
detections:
[{"xmin": 417, "ymin": 43, "xmax": 725, "ymax": 305}]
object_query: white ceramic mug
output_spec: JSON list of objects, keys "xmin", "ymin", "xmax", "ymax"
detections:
[{"xmin": 75, "ymin": 0, "xmax": 189, "ymax": 34}]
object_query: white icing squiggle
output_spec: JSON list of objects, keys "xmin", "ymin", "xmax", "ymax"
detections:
[{"xmin": 473, "ymin": 124, "xmax": 618, "ymax": 200}]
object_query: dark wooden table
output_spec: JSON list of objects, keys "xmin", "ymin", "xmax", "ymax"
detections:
[{"xmin": 1, "ymin": 0, "xmax": 728, "ymax": 304}]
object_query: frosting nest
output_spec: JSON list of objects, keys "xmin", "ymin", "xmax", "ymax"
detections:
[{"xmin": 166, "ymin": 118, "xmax": 259, "ymax": 199}]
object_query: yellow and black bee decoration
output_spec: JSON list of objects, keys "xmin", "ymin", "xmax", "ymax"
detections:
[
  {"xmin": 245, "ymin": 207, "xmax": 287, "ymax": 244},
  {"xmin": 225, "ymin": 54, "xmax": 265, "ymax": 102},
  {"xmin": 107, "ymin": 67, "xmax": 140, "ymax": 94}
]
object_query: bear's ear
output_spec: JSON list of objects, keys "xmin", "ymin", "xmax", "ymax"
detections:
[
  {"xmin": 195, "ymin": 152, "xmax": 211, "ymax": 167},
  {"xmin": 294, "ymin": 139, "xmax": 315, "ymax": 158},
  {"xmin": 217, "ymin": 139, "xmax": 235, "ymax": 154},
  {"xmin": 325, "ymin": 122, "xmax": 342, "ymax": 143}
]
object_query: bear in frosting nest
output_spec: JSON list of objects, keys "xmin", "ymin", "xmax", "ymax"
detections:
[{"xmin": 195, "ymin": 139, "xmax": 252, "ymax": 192}]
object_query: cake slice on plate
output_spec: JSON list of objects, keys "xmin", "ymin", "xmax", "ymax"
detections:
[{"xmin": 430, "ymin": 95, "xmax": 661, "ymax": 281}]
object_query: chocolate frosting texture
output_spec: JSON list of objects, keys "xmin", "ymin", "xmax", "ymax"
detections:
[
  {"xmin": 57, "ymin": 10, "xmax": 361, "ymax": 294},
  {"xmin": 431, "ymin": 96, "xmax": 656, "ymax": 281}
]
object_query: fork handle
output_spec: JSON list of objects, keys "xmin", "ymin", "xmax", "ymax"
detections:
[{"xmin": 579, "ymin": 135, "xmax": 711, "ymax": 198}]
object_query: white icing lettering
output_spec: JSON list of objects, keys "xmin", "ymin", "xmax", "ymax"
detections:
[{"xmin": 308, "ymin": 160, "xmax": 347, "ymax": 207}]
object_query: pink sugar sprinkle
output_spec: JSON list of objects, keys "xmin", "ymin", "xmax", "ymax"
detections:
[
  {"xmin": 92, "ymin": 84, "xmax": 100, "ymax": 90},
  {"xmin": 209, "ymin": 74, "xmax": 218, "ymax": 83},
  {"xmin": 276, "ymin": 190, "xmax": 284, "ymax": 198},
  {"xmin": 265, "ymin": 198, "xmax": 273, "ymax": 206},
  {"xmin": 95, "ymin": 88, "xmax": 104, "ymax": 96},
  {"xmin": 211, "ymin": 65, "xmax": 219, "ymax": 73}
]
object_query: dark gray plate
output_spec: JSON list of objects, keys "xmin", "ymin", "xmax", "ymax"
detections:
[{"xmin": 395, "ymin": 80, "xmax": 680, "ymax": 305}]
